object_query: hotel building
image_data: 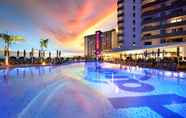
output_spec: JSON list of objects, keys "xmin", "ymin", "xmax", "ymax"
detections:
[
  {"xmin": 84, "ymin": 29, "xmax": 118, "ymax": 58},
  {"xmin": 141, "ymin": 0, "xmax": 186, "ymax": 58},
  {"xmin": 103, "ymin": 0, "xmax": 186, "ymax": 61},
  {"xmin": 117, "ymin": 0, "xmax": 142, "ymax": 50}
]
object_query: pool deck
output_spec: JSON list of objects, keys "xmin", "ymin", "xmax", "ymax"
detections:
[{"xmin": 1, "ymin": 61, "xmax": 185, "ymax": 73}]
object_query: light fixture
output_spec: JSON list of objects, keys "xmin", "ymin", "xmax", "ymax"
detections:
[{"xmin": 42, "ymin": 62, "xmax": 46, "ymax": 65}]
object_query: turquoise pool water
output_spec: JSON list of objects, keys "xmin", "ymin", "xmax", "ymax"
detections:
[{"xmin": 0, "ymin": 62, "xmax": 186, "ymax": 118}]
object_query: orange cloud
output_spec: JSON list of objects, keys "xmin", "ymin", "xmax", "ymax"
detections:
[{"xmin": 0, "ymin": 0, "xmax": 117, "ymax": 55}]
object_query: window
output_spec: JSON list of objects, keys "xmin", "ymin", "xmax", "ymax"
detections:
[
  {"xmin": 144, "ymin": 33, "xmax": 152, "ymax": 37},
  {"xmin": 133, "ymin": 34, "xmax": 136, "ymax": 38},
  {"xmin": 133, "ymin": 6, "xmax": 136, "ymax": 10},
  {"xmin": 178, "ymin": 28, "xmax": 183, "ymax": 32},
  {"xmin": 160, "ymin": 39, "xmax": 166, "ymax": 44},
  {"xmin": 174, "ymin": 38, "xmax": 183, "ymax": 42},
  {"xmin": 144, "ymin": 42, "xmax": 152, "ymax": 45},
  {"xmin": 142, "ymin": 0, "xmax": 156, "ymax": 5},
  {"xmin": 133, "ymin": 27, "xmax": 136, "ymax": 31},
  {"xmin": 144, "ymin": 17, "xmax": 153, "ymax": 21},
  {"xmin": 133, "ymin": 13, "xmax": 135, "ymax": 17},
  {"xmin": 170, "ymin": 18, "xmax": 183, "ymax": 23},
  {"xmin": 133, "ymin": 20, "xmax": 135, "ymax": 24},
  {"xmin": 172, "ymin": 29, "xmax": 177, "ymax": 32},
  {"xmin": 133, "ymin": 42, "xmax": 136, "ymax": 46}
]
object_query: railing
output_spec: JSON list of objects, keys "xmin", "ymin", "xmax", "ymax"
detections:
[
  {"xmin": 142, "ymin": 20, "xmax": 186, "ymax": 32},
  {"xmin": 142, "ymin": 11, "xmax": 186, "ymax": 24},
  {"xmin": 142, "ymin": 31, "xmax": 186, "ymax": 40},
  {"xmin": 142, "ymin": 1, "xmax": 186, "ymax": 16}
]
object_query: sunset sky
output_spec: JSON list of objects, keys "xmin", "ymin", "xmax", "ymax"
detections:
[{"xmin": 0, "ymin": 0, "xmax": 117, "ymax": 56}]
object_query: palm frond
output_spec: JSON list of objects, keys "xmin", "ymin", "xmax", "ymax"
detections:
[{"xmin": 40, "ymin": 38, "xmax": 49, "ymax": 48}]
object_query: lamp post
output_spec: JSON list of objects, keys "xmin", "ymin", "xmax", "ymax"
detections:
[
  {"xmin": 177, "ymin": 46, "xmax": 180, "ymax": 66},
  {"xmin": 31, "ymin": 48, "xmax": 34, "ymax": 64}
]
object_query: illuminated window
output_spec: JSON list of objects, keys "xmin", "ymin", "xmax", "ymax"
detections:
[
  {"xmin": 170, "ymin": 18, "xmax": 183, "ymax": 23},
  {"xmin": 142, "ymin": 0, "xmax": 156, "ymax": 5},
  {"xmin": 133, "ymin": 42, "xmax": 136, "ymax": 46}
]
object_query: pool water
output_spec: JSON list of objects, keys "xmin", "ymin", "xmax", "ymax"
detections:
[{"xmin": 0, "ymin": 62, "xmax": 186, "ymax": 118}]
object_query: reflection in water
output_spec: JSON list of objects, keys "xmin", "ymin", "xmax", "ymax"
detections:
[
  {"xmin": 0, "ymin": 62, "xmax": 186, "ymax": 118},
  {"xmin": 3, "ymin": 69, "xmax": 9, "ymax": 84},
  {"xmin": 95, "ymin": 62, "xmax": 100, "ymax": 81},
  {"xmin": 0, "ymin": 66, "xmax": 54, "ymax": 83},
  {"xmin": 83, "ymin": 62, "xmax": 186, "ymax": 94},
  {"xmin": 83, "ymin": 62, "xmax": 186, "ymax": 117},
  {"xmin": 16, "ymin": 69, "xmax": 19, "ymax": 77}
]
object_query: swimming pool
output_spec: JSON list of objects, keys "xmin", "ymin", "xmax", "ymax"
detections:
[{"xmin": 0, "ymin": 62, "xmax": 186, "ymax": 118}]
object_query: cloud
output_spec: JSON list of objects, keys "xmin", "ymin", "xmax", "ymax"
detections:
[{"xmin": 0, "ymin": 0, "xmax": 116, "ymax": 55}]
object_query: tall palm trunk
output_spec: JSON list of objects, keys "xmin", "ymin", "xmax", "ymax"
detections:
[
  {"xmin": 4, "ymin": 40, "xmax": 10, "ymax": 66},
  {"xmin": 59, "ymin": 50, "xmax": 61, "ymax": 58},
  {"xmin": 49, "ymin": 51, "xmax": 51, "ymax": 58},
  {"xmin": 31, "ymin": 48, "xmax": 34, "ymax": 64},
  {"xmin": 23, "ymin": 50, "xmax": 26, "ymax": 58},
  {"xmin": 17, "ymin": 50, "xmax": 20, "ymax": 57},
  {"xmin": 38, "ymin": 50, "xmax": 41, "ymax": 58},
  {"xmin": 56, "ymin": 50, "xmax": 58, "ymax": 58},
  {"xmin": 41, "ymin": 47, "xmax": 44, "ymax": 63}
]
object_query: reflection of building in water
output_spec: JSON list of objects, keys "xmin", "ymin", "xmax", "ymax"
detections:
[{"xmin": 84, "ymin": 62, "xmax": 101, "ymax": 82}]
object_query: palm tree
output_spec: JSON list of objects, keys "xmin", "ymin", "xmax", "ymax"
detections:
[
  {"xmin": 0, "ymin": 33, "xmax": 24, "ymax": 65},
  {"xmin": 56, "ymin": 50, "xmax": 59, "ymax": 58},
  {"xmin": 40, "ymin": 38, "xmax": 49, "ymax": 63},
  {"xmin": 23, "ymin": 49, "xmax": 26, "ymax": 58},
  {"xmin": 17, "ymin": 50, "xmax": 20, "ymax": 57},
  {"xmin": 59, "ymin": 50, "xmax": 61, "ymax": 58}
]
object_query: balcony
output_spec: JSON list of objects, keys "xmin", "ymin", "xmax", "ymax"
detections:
[
  {"xmin": 117, "ymin": 20, "xmax": 124, "ymax": 24},
  {"xmin": 117, "ymin": 0, "xmax": 124, "ymax": 4},
  {"xmin": 142, "ymin": 30, "xmax": 186, "ymax": 40},
  {"xmin": 118, "ymin": 27, "xmax": 124, "ymax": 30},
  {"xmin": 142, "ymin": 0, "xmax": 164, "ymax": 9},
  {"xmin": 118, "ymin": 39, "xmax": 124, "ymax": 44},
  {"xmin": 142, "ymin": 0, "xmax": 186, "ymax": 16},
  {"xmin": 117, "ymin": 12, "xmax": 124, "ymax": 18},
  {"xmin": 142, "ymin": 11, "xmax": 186, "ymax": 24},
  {"xmin": 142, "ymin": 20, "xmax": 186, "ymax": 32},
  {"xmin": 117, "ymin": 6, "xmax": 124, "ymax": 12},
  {"xmin": 118, "ymin": 33, "xmax": 124, "ymax": 37}
]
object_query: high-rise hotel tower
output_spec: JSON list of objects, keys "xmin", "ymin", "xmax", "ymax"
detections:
[
  {"xmin": 115, "ymin": 0, "xmax": 186, "ymax": 59},
  {"xmin": 142, "ymin": 0, "xmax": 186, "ymax": 47},
  {"xmin": 117, "ymin": 0, "xmax": 142, "ymax": 50}
]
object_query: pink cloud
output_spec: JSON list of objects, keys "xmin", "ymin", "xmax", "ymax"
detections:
[{"xmin": 0, "ymin": 0, "xmax": 116, "ymax": 54}]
